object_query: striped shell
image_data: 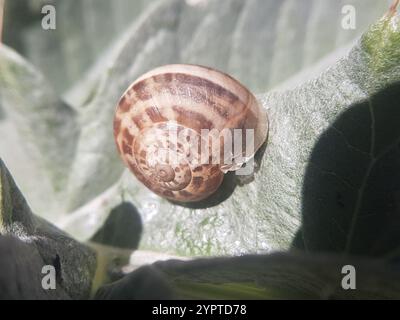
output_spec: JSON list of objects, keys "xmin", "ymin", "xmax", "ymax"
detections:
[{"xmin": 114, "ymin": 64, "xmax": 268, "ymax": 202}]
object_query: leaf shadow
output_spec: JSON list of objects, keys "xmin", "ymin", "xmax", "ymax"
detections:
[
  {"xmin": 91, "ymin": 202, "xmax": 143, "ymax": 250},
  {"xmin": 293, "ymin": 81, "xmax": 400, "ymax": 262}
]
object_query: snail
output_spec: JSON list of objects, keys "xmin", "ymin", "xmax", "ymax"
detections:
[{"xmin": 113, "ymin": 64, "xmax": 268, "ymax": 202}]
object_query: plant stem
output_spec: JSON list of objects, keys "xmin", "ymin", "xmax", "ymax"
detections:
[
  {"xmin": 0, "ymin": 0, "xmax": 4, "ymax": 43},
  {"xmin": 388, "ymin": 0, "xmax": 400, "ymax": 17}
]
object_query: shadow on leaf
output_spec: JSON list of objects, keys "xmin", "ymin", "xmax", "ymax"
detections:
[
  {"xmin": 91, "ymin": 202, "xmax": 143, "ymax": 250},
  {"xmin": 294, "ymin": 81, "xmax": 400, "ymax": 262}
]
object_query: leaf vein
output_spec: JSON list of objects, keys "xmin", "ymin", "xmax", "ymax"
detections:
[{"xmin": 344, "ymin": 99, "xmax": 376, "ymax": 253}]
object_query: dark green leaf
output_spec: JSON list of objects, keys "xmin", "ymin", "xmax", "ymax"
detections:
[
  {"xmin": 0, "ymin": 159, "xmax": 96, "ymax": 299},
  {"xmin": 97, "ymin": 252, "xmax": 400, "ymax": 299}
]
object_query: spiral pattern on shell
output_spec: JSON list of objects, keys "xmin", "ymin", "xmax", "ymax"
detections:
[{"xmin": 114, "ymin": 64, "xmax": 268, "ymax": 202}]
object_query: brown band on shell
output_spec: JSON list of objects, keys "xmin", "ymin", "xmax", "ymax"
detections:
[
  {"xmin": 172, "ymin": 105, "xmax": 214, "ymax": 131},
  {"xmin": 145, "ymin": 107, "xmax": 168, "ymax": 123},
  {"xmin": 132, "ymin": 81, "xmax": 153, "ymax": 101}
]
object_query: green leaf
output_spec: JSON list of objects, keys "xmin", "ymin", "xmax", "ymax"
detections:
[
  {"xmin": 65, "ymin": 0, "xmax": 388, "ymax": 212},
  {"xmin": 0, "ymin": 158, "xmax": 96, "ymax": 299},
  {"xmin": 95, "ymin": 252, "xmax": 400, "ymax": 299},
  {"xmin": 54, "ymin": 0, "xmax": 399, "ymax": 258},
  {"xmin": 1, "ymin": 0, "xmax": 399, "ymax": 259},
  {"xmin": 94, "ymin": 263, "xmax": 174, "ymax": 300},
  {"xmin": 2, "ymin": 0, "xmax": 400, "ymax": 299},
  {"xmin": 301, "ymin": 81, "xmax": 400, "ymax": 258},
  {"xmin": 0, "ymin": 45, "xmax": 79, "ymax": 216},
  {"xmin": 0, "ymin": 235, "xmax": 70, "ymax": 299},
  {"xmin": 3, "ymin": 0, "xmax": 156, "ymax": 94}
]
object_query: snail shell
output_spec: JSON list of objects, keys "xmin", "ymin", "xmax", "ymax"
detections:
[{"xmin": 114, "ymin": 64, "xmax": 268, "ymax": 202}]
